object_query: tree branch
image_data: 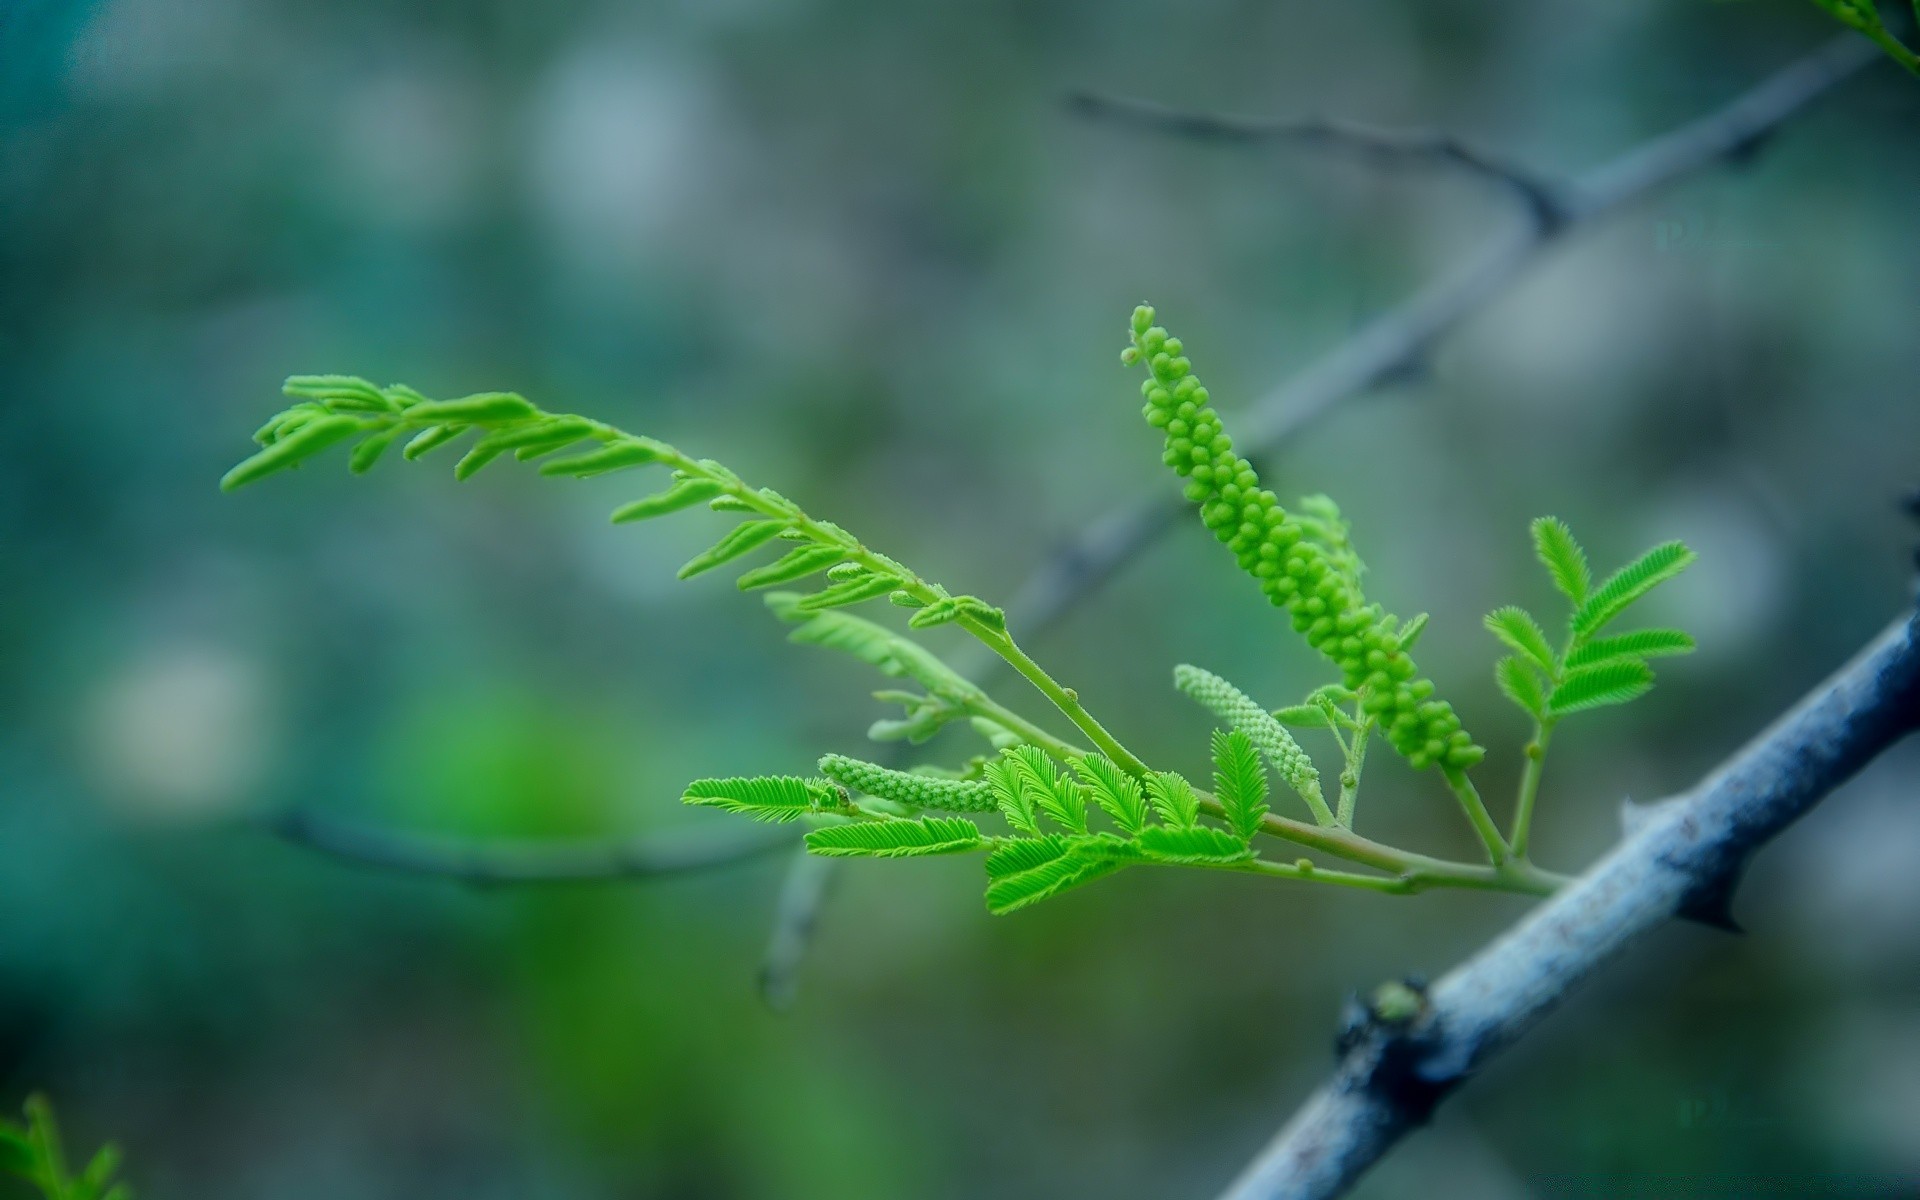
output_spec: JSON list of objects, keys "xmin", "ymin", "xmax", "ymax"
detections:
[
  {"xmin": 1009, "ymin": 34, "xmax": 1880, "ymax": 639},
  {"xmin": 1219, "ymin": 611, "xmax": 1920, "ymax": 1200},
  {"xmin": 1066, "ymin": 90, "xmax": 1569, "ymax": 229},
  {"xmin": 260, "ymin": 809, "xmax": 796, "ymax": 885}
]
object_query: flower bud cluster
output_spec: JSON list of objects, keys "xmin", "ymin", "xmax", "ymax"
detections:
[
  {"xmin": 1125, "ymin": 305, "xmax": 1483, "ymax": 772},
  {"xmin": 819, "ymin": 754, "xmax": 998, "ymax": 812}
]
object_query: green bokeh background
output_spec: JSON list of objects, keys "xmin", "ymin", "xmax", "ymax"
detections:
[{"xmin": 4, "ymin": 1, "xmax": 1919, "ymax": 1196}]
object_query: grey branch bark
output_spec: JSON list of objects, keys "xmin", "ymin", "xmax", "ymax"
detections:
[
  {"xmin": 1066, "ymin": 91, "xmax": 1569, "ymax": 228},
  {"xmin": 1008, "ymin": 34, "xmax": 1879, "ymax": 640},
  {"xmin": 1220, "ymin": 612, "xmax": 1920, "ymax": 1200},
  {"xmin": 261, "ymin": 808, "xmax": 795, "ymax": 884}
]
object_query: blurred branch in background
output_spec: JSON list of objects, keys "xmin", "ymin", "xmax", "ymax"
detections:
[
  {"xmin": 261, "ymin": 808, "xmax": 795, "ymax": 884},
  {"xmin": 1065, "ymin": 91, "xmax": 1569, "ymax": 230},
  {"xmin": 1219, "ymin": 607, "xmax": 1920, "ymax": 1200},
  {"xmin": 1004, "ymin": 33, "xmax": 1881, "ymax": 641},
  {"xmin": 757, "ymin": 850, "xmax": 840, "ymax": 1012}
]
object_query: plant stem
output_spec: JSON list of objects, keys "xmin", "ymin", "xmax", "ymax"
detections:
[
  {"xmin": 956, "ymin": 621, "xmax": 1151, "ymax": 775},
  {"xmin": 1444, "ymin": 768, "xmax": 1511, "ymax": 863},
  {"xmin": 1336, "ymin": 718, "xmax": 1370, "ymax": 828},
  {"xmin": 1510, "ymin": 719, "xmax": 1555, "ymax": 860}
]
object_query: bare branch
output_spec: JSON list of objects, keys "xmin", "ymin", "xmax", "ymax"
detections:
[
  {"xmin": 758, "ymin": 851, "xmax": 840, "ymax": 1011},
  {"xmin": 1219, "ymin": 612, "xmax": 1920, "ymax": 1200},
  {"xmin": 1067, "ymin": 90, "xmax": 1569, "ymax": 229},
  {"xmin": 260, "ymin": 808, "xmax": 796, "ymax": 885},
  {"xmin": 1008, "ymin": 35, "xmax": 1881, "ymax": 640}
]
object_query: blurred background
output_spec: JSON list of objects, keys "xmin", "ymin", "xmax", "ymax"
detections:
[{"xmin": 4, "ymin": 0, "xmax": 1919, "ymax": 1196}]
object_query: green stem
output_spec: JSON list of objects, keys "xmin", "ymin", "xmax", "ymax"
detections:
[
  {"xmin": 1510, "ymin": 719, "xmax": 1555, "ymax": 860},
  {"xmin": 1336, "ymin": 717, "xmax": 1370, "ymax": 828},
  {"xmin": 1444, "ymin": 767, "xmax": 1511, "ymax": 864},
  {"xmin": 958, "ymin": 621, "xmax": 1151, "ymax": 775}
]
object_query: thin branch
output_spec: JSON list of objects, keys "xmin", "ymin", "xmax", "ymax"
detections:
[
  {"xmin": 1219, "ymin": 612, "xmax": 1920, "ymax": 1200},
  {"xmin": 1067, "ymin": 90, "xmax": 1570, "ymax": 229},
  {"xmin": 260, "ymin": 809, "xmax": 796, "ymax": 885},
  {"xmin": 1008, "ymin": 34, "xmax": 1880, "ymax": 640},
  {"xmin": 759, "ymin": 849, "xmax": 840, "ymax": 1011}
]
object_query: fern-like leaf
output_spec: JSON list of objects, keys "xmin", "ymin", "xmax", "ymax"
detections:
[
  {"xmin": 805, "ymin": 817, "xmax": 984, "ymax": 857},
  {"xmin": 1565, "ymin": 627, "xmax": 1697, "ymax": 669},
  {"xmin": 1494, "ymin": 656, "xmax": 1548, "ymax": 720},
  {"xmin": 1572, "ymin": 541, "xmax": 1696, "ymax": 638},
  {"xmin": 1071, "ymin": 755, "xmax": 1148, "ymax": 835},
  {"xmin": 682, "ymin": 776, "xmax": 836, "ymax": 823},
  {"xmin": 736, "ymin": 545, "xmax": 846, "ymax": 590},
  {"xmin": 1145, "ymin": 771, "xmax": 1201, "ymax": 829},
  {"xmin": 982, "ymin": 836, "xmax": 1132, "ymax": 915},
  {"xmin": 1211, "ymin": 728, "xmax": 1269, "ymax": 841},
  {"xmin": 676, "ymin": 520, "xmax": 789, "ymax": 578},
  {"xmin": 985, "ymin": 755, "xmax": 1040, "ymax": 835},
  {"xmin": 1548, "ymin": 660, "xmax": 1655, "ymax": 715},
  {"xmin": 1, "ymin": 1096, "xmax": 132, "ymax": 1200},
  {"xmin": 1133, "ymin": 825, "xmax": 1253, "ymax": 865},
  {"xmin": 1483, "ymin": 606, "xmax": 1556, "ymax": 673},
  {"xmin": 984, "ymin": 834, "xmax": 1070, "ymax": 879},
  {"xmin": 1531, "ymin": 517, "xmax": 1591, "ymax": 604},
  {"xmin": 1006, "ymin": 746, "xmax": 1087, "ymax": 834}
]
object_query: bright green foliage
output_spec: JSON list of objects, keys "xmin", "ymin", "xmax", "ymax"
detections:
[
  {"xmin": 1145, "ymin": 771, "xmax": 1201, "ymax": 829},
  {"xmin": 1807, "ymin": 0, "xmax": 1920, "ymax": 75},
  {"xmin": 0, "ymin": 1096, "xmax": 131, "ymax": 1200},
  {"xmin": 682, "ymin": 777, "xmax": 842, "ymax": 823},
  {"xmin": 1211, "ymin": 728, "xmax": 1270, "ymax": 841},
  {"xmin": 1007, "ymin": 746, "xmax": 1088, "ymax": 834},
  {"xmin": 1571, "ymin": 542, "xmax": 1697, "ymax": 639},
  {"xmin": 818, "ymin": 754, "xmax": 998, "ymax": 812},
  {"xmin": 805, "ymin": 818, "xmax": 985, "ymax": 857},
  {"xmin": 1071, "ymin": 755, "xmax": 1148, "ymax": 835},
  {"xmin": 1490, "ymin": 518, "xmax": 1696, "ymax": 724},
  {"xmin": 227, "ymin": 307, "xmax": 1702, "ymax": 915},
  {"xmin": 1174, "ymin": 664, "xmax": 1328, "ymax": 822},
  {"xmin": 1125, "ymin": 307, "xmax": 1482, "ymax": 774}
]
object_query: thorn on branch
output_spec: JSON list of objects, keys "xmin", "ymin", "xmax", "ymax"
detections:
[{"xmin": 1064, "ymin": 89, "xmax": 1571, "ymax": 232}]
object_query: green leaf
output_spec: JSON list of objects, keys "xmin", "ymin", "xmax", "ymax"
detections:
[
  {"xmin": 1483, "ymin": 606, "xmax": 1555, "ymax": 672},
  {"xmin": 510, "ymin": 423, "xmax": 598, "ymax": 460},
  {"xmin": 736, "ymin": 544, "xmax": 846, "ymax": 590},
  {"xmin": 402, "ymin": 423, "xmax": 467, "ymax": 461},
  {"xmin": 1071, "ymin": 755, "xmax": 1147, "ymax": 835},
  {"xmin": 983, "ymin": 837, "xmax": 1129, "ymax": 915},
  {"xmin": 1549, "ymin": 660, "xmax": 1655, "ymax": 716},
  {"xmin": 348, "ymin": 426, "xmax": 406, "ymax": 475},
  {"xmin": 984, "ymin": 834, "xmax": 1069, "ymax": 879},
  {"xmin": 984, "ymin": 756, "xmax": 1040, "ymax": 835},
  {"xmin": 682, "ymin": 776, "xmax": 834, "ymax": 823},
  {"xmin": 907, "ymin": 599, "xmax": 962, "ymax": 629},
  {"xmin": 1271, "ymin": 704, "xmax": 1332, "ymax": 729},
  {"xmin": 768, "ymin": 594, "xmax": 979, "ymax": 700},
  {"xmin": 610, "ymin": 480, "xmax": 726, "ymax": 523},
  {"xmin": 1572, "ymin": 541, "xmax": 1696, "ymax": 638},
  {"xmin": 1145, "ymin": 771, "xmax": 1200, "ymax": 828},
  {"xmin": 1133, "ymin": 824, "xmax": 1253, "ymax": 865},
  {"xmin": 794, "ymin": 573, "xmax": 903, "ymax": 612},
  {"xmin": 404, "ymin": 392, "xmax": 537, "ymax": 423},
  {"xmin": 1565, "ymin": 628, "xmax": 1696, "ymax": 669},
  {"xmin": 282, "ymin": 374, "xmax": 389, "ymax": 408},
  {"xmin": 453, "ymin": 440, "xmax": 508, "ymax": 481},
  {"xmin": 677, "ymin": 520, "xmax": 789, "ymax": 578},
  {"xmin": 805, "ymin": 817, "xmax": 984, "ymax": 858},
  {"xmin": 541, "ymin": 441, "xmax": 665, "ymax": 478},
  {"xmin": 1531, "ymin": 516, "xmax": 1591, "ymax": 604},
  {"xmin": 1007, "ymin": 745, "xmax": 1086, "ymax": 834},
  {"xmin": 1397, "ymin": 612, "xmax": 1430, "ymax": 651},
  {"xmin": 220, "ymin": 415, "xmax": 365, "ymax": 490},
  {"xmin": 1495, "ymin": 655, "xmax": 1548, "ymax": 720},
  {"xmin": 1211, "ymin": 728, "xmax": 1268, "ymax": 841}
]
